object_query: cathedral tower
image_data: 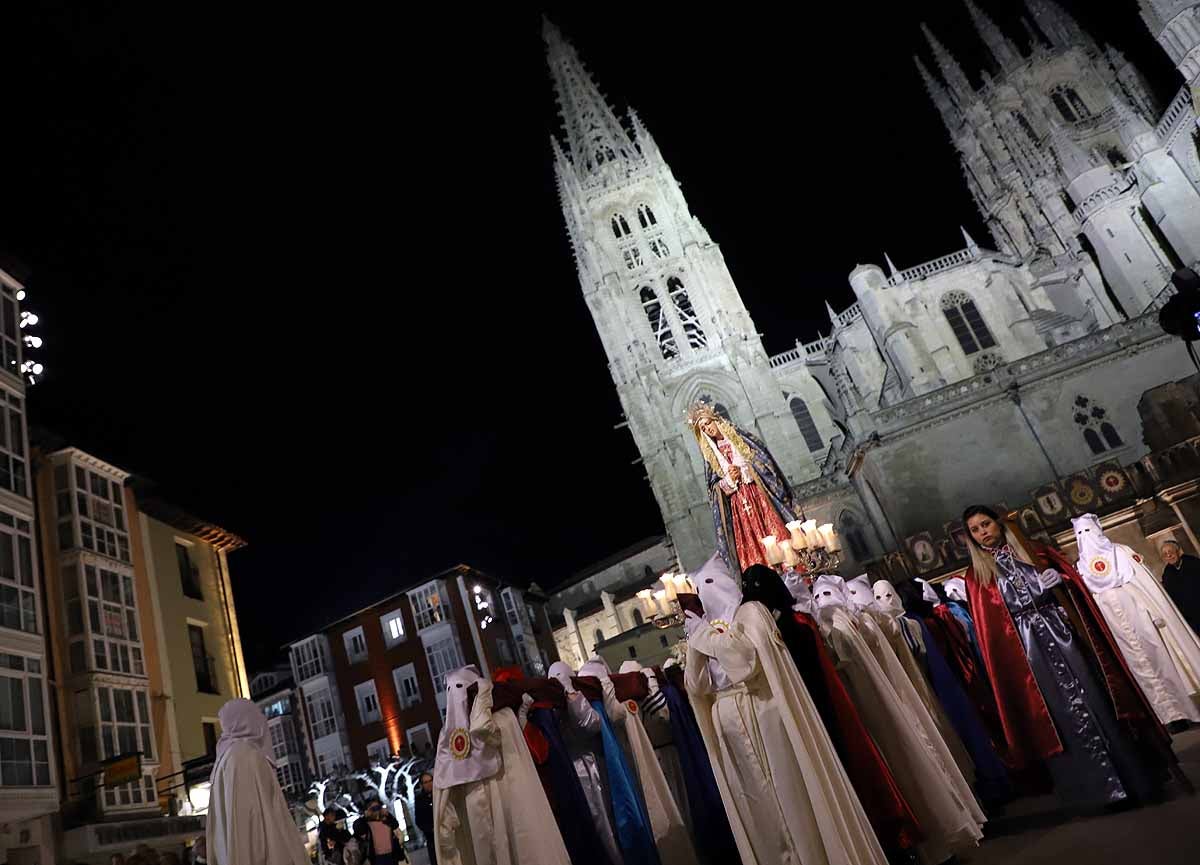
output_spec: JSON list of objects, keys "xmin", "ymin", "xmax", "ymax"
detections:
[{"xmin": 546, "ymin": 21, "xmax": 828, "ymax": 568}]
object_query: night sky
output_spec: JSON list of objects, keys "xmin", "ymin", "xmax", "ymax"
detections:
[{"xmin": 0, "ymin": 2, "xmax": 1182, "ymax": 670}]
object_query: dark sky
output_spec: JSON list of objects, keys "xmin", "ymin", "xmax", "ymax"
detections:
[{"xmin": 0, "ymin": 2, "xmax": 1181, "ymax": 670}]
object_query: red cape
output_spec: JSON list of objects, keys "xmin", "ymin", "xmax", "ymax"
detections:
[{"xmin": 965, "ymin": 541, "xmax": 1171, "ymax": 769}]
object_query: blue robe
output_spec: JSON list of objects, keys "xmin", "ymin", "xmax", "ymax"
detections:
[
  {"xmin": 706, "ymin": 428, "xmax": 797, "ymax": 572},
  {"xmin": 590, "ymin": 699, "xmax": 661, "ymax": 865}
]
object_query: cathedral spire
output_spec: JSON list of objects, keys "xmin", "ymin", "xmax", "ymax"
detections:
[
  {"xmin": 1024, "ymin": 0, "xmax": 1089, "ymax": 51},
  {"xmin": 960, "ymin": 226, "xmax": 981, "ymax": 256},
  {"xmin": 884, "ymin": 253, "xmax": 900, "ymax": 278},
  {"xmin": 963, "ymin": 0, "xmax": 1022, "ymax": 73},
  {"xmin": 920, "ymin": 23, "xmax": 974, "ymax": 107},
  {"xmin": 914, "ymin": 55, "xmax": 961, "ymax": 131},
  {"xmin": 544, "ymin": 18, "xmax": 635, "ymax": 176}
]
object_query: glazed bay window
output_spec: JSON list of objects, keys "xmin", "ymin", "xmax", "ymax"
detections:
[
  {"xmin": 409, "ymin": 581, "xmax": 448, "ymax": 631},
  {"xmin": 292, "ymin": 638, "xmax": 327, "ymax": 682},
  {"xmin": 0, "ymin": 654, "xmax": 51, "ymax": 786},
  {"xmin": 53, "ymin": 462, "xmax": 130, "ymax": 563},
  {"xmin": 95, "ymin": 686, "xmax": 153, "ymax": 762},
  {"xmin": 425, "ymin": 635, "xmax": 464, "ymax": 710},
  {"xmin": 305, "ymin": 688, "xmax": 339, "ymax": 740},
  {"xmin": 0, "ymin": 512, "xmax": 37, "ymax": 635},
  {"xmin": 72, "ymin": 562, "xmax": 145, "ymax": 677},
  {"xmin": 0, "ymin": 391, "xmax": 28, "ymax": 498}
]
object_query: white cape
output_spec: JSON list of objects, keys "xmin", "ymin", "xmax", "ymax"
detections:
[
  {"xmin": 206, "ymin": 741, "xmax": 309, "ymax": 865},
  {"xmin": 686, "ymin": 601, "xmax": 888, "ymax": 865},
  {"xmin": 434, "ymin": 681, "xmax": 571, "ymax": 865}
]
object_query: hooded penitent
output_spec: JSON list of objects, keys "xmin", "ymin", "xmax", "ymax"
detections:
[
  {"xmin": 1072, "ymin": 514, "xmax": 1200, "ymax": 725},
  {"xmin": 686, "ymin": 557, "xmax": 890, "ymax": 865},
  {"xmin": 207, "ymin": 699, "xmax": 310, "ymax": 865},
  {"xmin": 433, "ymin": 667, "xmax": 572, "ymax": 865}
]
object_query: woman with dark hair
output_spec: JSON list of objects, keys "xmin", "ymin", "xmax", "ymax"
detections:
[{"xmin": 960, "ymin": 504, "xmax": 1176, "ymax": 810}]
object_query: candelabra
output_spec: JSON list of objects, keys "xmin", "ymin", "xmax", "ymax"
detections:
[
  {"xmin": 762, "ymin": 519, "xmax": 841, "ymax": 574},
  {"xmin": 636, "ymin": 573, "xmax": 694, "ymax": 629}
]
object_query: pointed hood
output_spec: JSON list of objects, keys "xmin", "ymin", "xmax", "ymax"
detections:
[
  {"xmin": 548, "ymin": 660, "xmax": 577, "ymax": 694},
  {"xmin": 215, "ymin": 699, "xmax": 271, "ymax": 766},
  {"xmin": 872, "ymin": 579, "xmax": 906, "ymax": 617},
  {"xmin": 845, "ymin": 575, "xmax": 875, "ymax": 612},
  {"xmin": 434, "ymin": 666, "xmax": 502, "ymax": 788},
  {"xmin": 944, "ymin": 577, "xmax": 968, "ymax": 602},
  {"xmin": 693, "ymin": 552, "xmax": 741, "ymax": 630},
  {"xmin": 784, "ymin": 570, "xmax": 814, "ymax": 614},
  {"xmin": 811, "ymin": 574, "xmax": 849, "ymax": 621}
]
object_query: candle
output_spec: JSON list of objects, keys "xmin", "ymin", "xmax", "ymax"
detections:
[
  {"xmin": 636, "ymin": 589, "xmax": 655, "ymax": 615},
  {"xmin": 779, "ymin": 538, "xmax": 799, "ymax": 567},
  {"xmin": 653, "ymin": 590, "xmax": 668, "ymax": 615},
  {"xmin": 818, "ymin": 523, "xmax": 840, "ymax": 552},
  {"xmin": 786, "ymin": 520, "xmax": 808, "ymax": 549},
  {"xmin": 801, "ymin": 519, "xmax": 821, "ymax": 548},
  {"xmin": 761, "ymin": 535, "xmax": 783, "ymax": 565},
  {"xmin": 671, "ymin": 573, "xmax": 692, "ymax": 595},
  {"xmin": 660, "ymin": 572, "xmax": 678, "ymax": 601}
]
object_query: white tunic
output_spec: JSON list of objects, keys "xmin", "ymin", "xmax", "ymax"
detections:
[{"xmin": 206, "ymin": 740, "xmax": 309, "ymax": 865}]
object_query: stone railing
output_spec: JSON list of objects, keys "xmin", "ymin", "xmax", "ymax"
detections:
[
  {"xmin": 870, "ymin": 310, "xmax": 1168, "ymax": 432},
  {"xmin": 769, "ymin": 336, "xmax": 831, "ymax": 370},
  {"xmin": 886, "ymin": 247, "xmax": 977, "ymax": 286},
  {"xmin": 1156, "ymin": 85, "xmax": 1196, "ymax": 151},
  {"xmin": 768, "ymin": 345, "xmax": 804, "ymax": 369},
  {"xmin": 835, "ymin": 303, "xmax": 863, "ymax": 329}
]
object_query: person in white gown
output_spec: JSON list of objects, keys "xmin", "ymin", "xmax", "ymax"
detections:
[
  {"xmin": 810, "ymin": 575, "xmax": 984, "ymax": 865},
  {"xmin": 578, "ymin": 658, "xmax": 697, "ymax": 865},
  {"xmin": 433, "ymin": 666, "xmax": 571, "ymax": 865},
  {"xmin": 618, "ymin": 660, "xmax": 692, "ymax": 832},
  {"xmin": 1073, "ymin": 514, "xmax": 1200, "ymax": 725},
  {"xmin": 845, "ymin": 575, "xmax": 975, "ymax": 784},
  {"xmin": 205, "ymin": 699, "xmax": 309, "ymax": 865},
  {"xmin": 684, "ymin": 554, "xmax": 889, "ymax": 865},
  {"xmin": 548, "ymin": 661, "xmax": 624, "ymax": 865}
]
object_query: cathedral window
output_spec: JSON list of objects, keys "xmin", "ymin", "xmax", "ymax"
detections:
[
  {"xmin": 1014, "ymin": 112, "xmax": 1038, "ymax": 143},
  {"xmin": 1072, "ymin": 396, "xmax": 1123, "ymax": 455},
  {"xmin": 632, "ymin": 608, "xmax": 644, "ymax": 626},
  {"xmin": 697, "ymin": 397, "xmax": 730, "ymax": 420},
  {"xmin": 789, "ymin": 397, "xmax": 824, "ymax": 453},
  {"xmin": 637, "ymin": 203, "xmax": 657, "ymax": 229},
  {"xmin": 623, "ymin": 246, "xmax": 645, "ymax": 270},
  {"xmin": 941, "ymin": 291, "xmax": 996, "ymax": 356},
  {"xmin": 640, "ymin": 286, "xmax": 677, "ymax": 359},
  {"xmin": 667, "ymin": 277, "xmax": 707, "ymax": 350},
  {"xmin": 611, "ymin": 213, "xmax": 632, "ymax": 239},
  {"xmin": 1050, "ymin": 84, "xmax": 1090, "ymax": 123},
  {"xmin": 648, "ymin": 236, "xmax": 671, "ymax": 259},
  {"xmin": 838, "ymin": 511, "xmax": 870, "ymax": 560}
]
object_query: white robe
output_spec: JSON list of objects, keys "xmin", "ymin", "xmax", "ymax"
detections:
[
  {"xmin": 686, "ymin": 601, "xmax": 888, "ymax": 865},
  {"xmin": 1084, "ymin": 545, "xmax": 1200, "ymax": 723},
  {"xmin": 821, "ymin": 607, "xmax": 984, "ymax": 865},
  {"xmin": 434, "ymin": 684, "xmax": 571, "ymax": 865},
  {"xmin": 206, "ymin": 740, "xmax": 309, "ymax": 865}
]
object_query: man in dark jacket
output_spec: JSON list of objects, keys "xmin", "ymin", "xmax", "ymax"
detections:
[
  {"xmin": 413, "ymin": 773, "xmax": 436, "ymax": 865},
  {"xmin": 1161, "ymin": 540, "xmax": 1200, "ymax": 634},
  {"xmin": 318, "ymin": 807, "xmax": 351, "ymax": 863},
  {"xmin": 353, "ymin": 799, "xmax": 407, "ymax": 865}
]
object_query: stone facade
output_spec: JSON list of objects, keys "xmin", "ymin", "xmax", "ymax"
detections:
[{"xmin": 546, "ymin": 4, "xmax": 1200, "ymax": 572}]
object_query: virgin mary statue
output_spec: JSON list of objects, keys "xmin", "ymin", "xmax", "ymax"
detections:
[{"xmin": 687, "ymin": 401, "xmax": 797, "ymax": 571}]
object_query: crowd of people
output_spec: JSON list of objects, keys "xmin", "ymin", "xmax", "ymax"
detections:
[{"xmin": 196, "ymin": 400, "xmax": 1200, "ymax": 864}]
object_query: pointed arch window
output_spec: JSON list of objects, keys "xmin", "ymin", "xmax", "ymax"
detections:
[
  {"xmin": 838, "ymin": 511, "xmax": 870, "ymax": 560},
  {"xmin": 941, "ymin": 291, "xmax": 996, "ymax": 356},
  {"xmin": 637, "ymin": 203, "xmax": 657, "ymax": 229},
  {"xmin": 789, "ymin": 397, "xmax": 824, "ymax": 453},
  {"xmin": 632, "ymin": 608, "xmax": 644, "ymax": 627},
  {"xmin": 593, "ymin": 629, "xmax": 604, "ymax": 646},
  {"xmin": 1072, "ymin": 395, "xmax": 1123, "ymax": 455},
  {"xmin": 1050, "ymin": 84, "xmax": 1090, "ymax": 123},
  {"xmin": 640, "ymin": 286, "xmax": 677, "ymax": 359},
  {"xmin": 1014, "ymin": 112, "xmax": 1038, "ymax": 143},
  {"xmin": 667, "ymin": 277, "xmax": 707, "ymax": 350},
  {"xmin": 611, "ymin": 213, "xmax": 632, "ymax": 239}
]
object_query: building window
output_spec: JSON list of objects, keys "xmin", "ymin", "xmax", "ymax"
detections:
[
  {"xmin": 354, "ymin": 680, "xmax": 381, "ymax": 724},
  {"xmin": 95, "ymin": 685, "xmax": 154, "ymax": 762},
  {"xmin": 941, "ymin": 291, "xmax": 996, "ymax": 356},
  {"xmin": 80, "ymin": 563, "xmax": 143, "ymax": 676},
  {"xmin": 667, "ymin": 277, "xmax": 706, "ymax": 350},
  {"xmin": 593, "ymin": 628, "xmax": 604, "ymax": 647},
  {"xmin": 789, "ymin": 397, "xmax": 824, "ymax": 453},
  {"xmin": 637, "ymin": 203, "xmax": 657, "ymax": 229},
  {"xmin": 56, "ymin": 464, "xmax": 130, "ymax": 563},
  {"xmin": 203, "ymin": 721, "xmax": 218, "ymax": 756},
  {"xmin": 0, "ymin": 391, "xmax": 27, "ymax": 498},
  {"xmin": 1050, "ymin": 84, "xmax": 1090, "ymax": 123},
  {"xmin": 393, "ymin": 663, "xmax": 421, "ymax": 710},
  {"xmin": 500, "ymin": 589, "xmax": 523, "ymax": 629},
  {"xmin": 406, "ymin": 723, "xmax": 433, "ymax": 758},
  {"xmin": 839, "ymin": 511, "xmax": 871, "ymax": 560},
  {"xmin": 648, "ymin": 236, "xmax": 671, "ymax": 259},
  {"xmin": 0, "ymin": 513, "xmax": 37, "ymax": 636},
  {"xmin": 292, "ymin": 639, "xmax": 327, "ymax": 681},
  {"xmin": 175, "ymin": 542, "xmax": 202, "ymax": 600},
  {"xmin": 659, "ymin": 635, "xmax": 669, "ymax": 648},
  {"xmin": 342, "ymin": 627, "xmax": 368, "ymax": 665},
  {"xmin": 304, "ymin": 688, "xmax": 338, "ymax": 740},
  {"xmin": 366, "ymin": 737, "xmax": 391, "ymax": 766},
  {"xmin": 189, "ymin": 625, "xmax": 218, "ymax": 694},
  {"xmin": 409, "ymin": 582, "xmax": 448, "ymax": 631},
  {"xmin": 632, "ymin": 608, "xmax": 644, "ymax": 626},
  {"xmin": 623, "ymin": 245, "xmax": 645, "ymax": 271},
  {"xmin": 0, "ymin": 289, "xmax": 24, "ymax": 384},
  {"xmin": 1073, "ymin": 395, "xmax": 1123, "ymax": 454},
  {"xmin": 627, "ymin": 646, "xmax": 637, "ymax": 658},
  {"xmin": 424, "ymin": 636, "xmax": 464, "ymax": 706},
  {"xmin": 611, "ymin": 213, "xmax": 632, "ymax": 239},
  {"xmin": 269, "ymin": 717, "xmax": 299, "ymax": 762},
  {"xmin": 276, "ymin": 760, "xmax": 304, "ymax": 794},
  {"xmin": 380, "ymin": 609, "xmax": 406, "ymax": 648},
  {"xmin": 640, "ymin": 285, "xmax": 678, "ymax": 360},
  {"xmin": 0, "ymin": 654, "xmax": 51, "ymax": 786},
  {"xmin": 1014, "ymin": 112, "xmax": 1038, "ymax": 143},
  {"xmin": 496, "ymin": 638, "xmax": 514, "ymax": 666}
]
